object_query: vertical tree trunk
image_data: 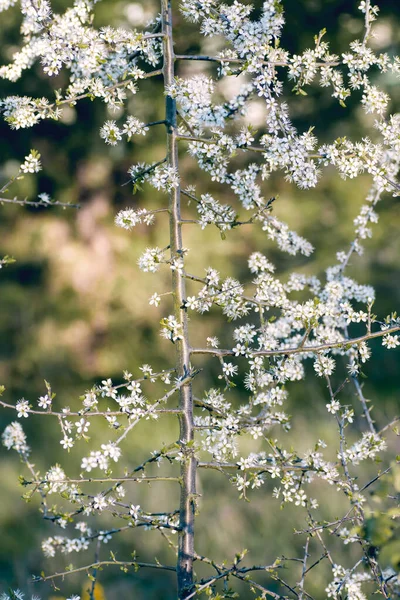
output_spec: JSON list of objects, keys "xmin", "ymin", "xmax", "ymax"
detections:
[{"xmin": 161, "ymin": 2, "xmax": 196, "ymax": 597}]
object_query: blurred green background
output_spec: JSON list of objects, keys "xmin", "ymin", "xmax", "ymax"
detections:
[{"xmin": 0, "ymin": 0, "xmax": 400, "ymax": 598}]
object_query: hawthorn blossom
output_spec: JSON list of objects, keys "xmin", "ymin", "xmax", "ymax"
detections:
[{"xmin": 20, "ymin": 151, "xmax": 41, "ymax": 173}]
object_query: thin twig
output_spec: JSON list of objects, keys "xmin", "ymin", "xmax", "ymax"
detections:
[{"xmin": 190, "ymin": 325, "xmax": 400, "ymax": 357}]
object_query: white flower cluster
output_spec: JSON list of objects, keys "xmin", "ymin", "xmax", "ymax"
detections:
[
  {"xmin": 160, "ymin": 315, "xmax": 183, "ymax": 342},
  {"xmin": 16, "ymin": 398, "xmax": 30, "ymax": 418},
  {"xmin": 2, "ymin": 421, "xmax": 30, "ymax": 456},
  {"xmin": 260, "ymin": 216, "xmax": 314, "ymax": 256},
  {"xmin": 44, "ymin": 465, "xmax": 68, "ymax": 494},
  {"xmin": 314, "ymin": 355, "xmax": 336, "ymax": 377},
  {"xmin": 261, "ymin": 128, "xmax": 319, "ymax": 189},
  {"xmin": 100, "ymin": 117, "xmax": 149, "ymax": 145},
  {"xmin": 343, "ymin": 432, "xmax": 387, "ymax": 465},
  {"xmin": 172, "ymin": 0, "xmax": 400, "ymax": 201},
  {"xmin": 168, "ymin": 76, "xmax": 228, "ymax": 132},
  {"xmin": 81, "ymin": 442, "xmax": 121, "ymax": 472},
  {"xmin": 326, "ymin": 564, "xmax": 371, "ymax": 600},
  {"xmin": 0, "ymin": 0, "xmax": 161, "ymax": 83},
  {"xmin": 115, "ymin": 207, "xmax": 156, "ymax": 230},
  {"xmin": 20, "ymin": 151, "xmax": 41, "ymax": 173},
  {"xmin": 127, "ymin": 163, "xmax": 180, "ymax": 192},
  {"xmin": 382, "ymin": 333, "xmax": 400, "ymax": 349},
  {"xmin": 149, "ymin": 165, "xmax": 180, "ymax": 191},
  {"xmin": 42, "ymin": 533, "xmax": 90, "ymax": 557},
  {"xmin": 138, "ymin": 247, "xmax": 165, "ymax": 273},
  {"xmin": 195, "ymin": 193, "xmax": 237, "ymax": 231}
]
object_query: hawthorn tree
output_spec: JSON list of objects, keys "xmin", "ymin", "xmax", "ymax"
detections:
[{"xmin": 1, "ymin": 0, "xmax": 400, "ymax": 599}]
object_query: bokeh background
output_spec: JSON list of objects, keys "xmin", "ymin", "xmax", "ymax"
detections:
[{"xmin": 0, "ymin": 0, "xmax": 400, "ymax": 598}]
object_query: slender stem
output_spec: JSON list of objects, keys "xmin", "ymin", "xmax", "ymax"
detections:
[
  {"xmin": 0, "ymin": 196, "xmax": 79, "ymax": 208},
  {"xmin": 145, "ymin": 33, "xmax": 165, "ymax": 39},
  {"xmin": 351, "ymin": 372, "xmax": 376, "ymax": 433},
  {"xmin": 36, "ymin": 560, "xmax": 176, "ymax": 582},
  {"xmin": 198, "ymin": 461, "xmax": 327, "ymax": 474},
  {"xmin": 23, "ymin": 476, "xmax": 180, "ymax": 485},
  {"xmin": 298, "ymin": 536, "xmax": 310, "ymax": 600},
  {"xmin": 178, "ymin": 133, "xmax": 267, "ymax": 154},
  {"xmin": 190, "ymin": 324, "xmax": 400, "ymax": 357},
  {"xmin": 123, "ymin": 157, "xmax": 167, "ymax": 186},
  {"xmin": 179, "ymin": 134, "xmax": 394, "ymax": 175},
  {"xmin": 0, "ymin": 401, "xmax": 181, "ymax": 417},
  {"xmin": 362, "ymin": 0, "xmax": 372, "ymax": 45},
  {"xmin": 0, "ymin": 174, "xmax": 20, "ymax": 194},
  {"xmin": 146, "ymin": 119, "xmax": 167, "ymax": 127},
  {"xmin": 175, "ymin": 54, "xmax": 340, "ymax": 68},
  {"xmin": 57, "ymin": 69, "xmax": 163, "ymax": 109},
  {"xmin": 162, "ymin": 2, "xmax": 196, "ymax": 598}
]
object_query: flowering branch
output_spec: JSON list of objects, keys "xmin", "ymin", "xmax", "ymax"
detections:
[
  {"xmin": 1, "ymin": 0, "xmax": 400, "ymax": 599},
  {"xmin": 190, "ymin": 324, "xmax": 400, "ymax": 357}
]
